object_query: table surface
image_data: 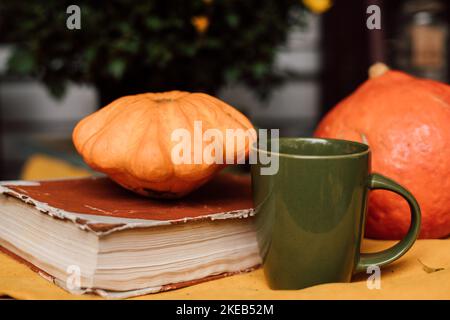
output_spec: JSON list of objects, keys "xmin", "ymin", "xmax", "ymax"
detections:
[
  {"xmin": 1, "ymin": 238, "xmax": 449, "ymax": 300},
  {"xmin": 3, "ymin": 154, "xmax": 450, "ymax": 300}
]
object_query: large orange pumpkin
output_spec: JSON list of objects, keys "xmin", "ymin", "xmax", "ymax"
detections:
[
  {"xmin": 315, "ymin": 63, "xmax": 450, "ymax": 239},
  {"xmin": 73, "ymin": 91, "xmax": 254, "ymax": 198}
]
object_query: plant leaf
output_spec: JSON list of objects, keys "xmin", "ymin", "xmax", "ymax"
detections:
[
  {"xmin": 145, "ymin": 17, "xmax": 163, "ymax": 30},
  {"xmin": 8, "ymin": 48, "xmax": 35, "ymax": 75},
  {"xmin": 418, "ymin": 259, "xmax": 445, "ymax": 273},
  {"xmin": 225, "ymin": 67, "xmax": 241, "ymax": 82},
  {"xmin": 226, "ymin": 14, "xmax": 240, "ymax": 28},
  {"xmin": 108, "ymin": 59, "xmax": 126, "ymax": 79},
  {"xmin": 45, "ymin": 80, "xmax": 67, "ymax": 100}
]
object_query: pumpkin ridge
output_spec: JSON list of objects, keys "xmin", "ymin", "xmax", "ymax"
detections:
[
  {"xmin": 195, "ymin": 93, "xmax": 252, "ymax": 133},
  {"xmin": 221, "ymin": 105, "xmax": 250, "ymax": 131},
  {"xmin": 172, "ymin": 99, "xmax": 222, "ymax": 179},
  {"xmin": 154, "ymin": 103, "xmax": 176, "ymax": 179},
  {"xmin": 120, "ymin": 105, "xmax": 153, "ymax": 177},
  {"xmin": 76, "ymin": 96, "xmax": 140, "ymax": 156},
  {"xmin": 183, "ymin": 97, "xmax": 247, "ymax": 162},
  {"xmin": 125, "ymin": 103, "xmax": 164, "ymax": 180},
  {"xmin": 214, "ymin": 100, "xmax": 253, "ymax": 132},
  {"xmin": 182, "ymin": 99, "xmax": 222, "ymax": 175},
  {"xmin": 85, "ymin": 100, "xmax": 147, "ymax": 169},
  {"xmin": 193, "ymin": 95, "xmax": 222, "ymax": 124},
  {"xmin": 186, "ymin": 94, "xmax": 217, "ymax": 127},
  {"xmin": 95, "ymin": 107, "xmax": 148, "ymax": 169},
  {"xmin": 175, "ymin": 99, "xmax": 196, "ymax": 134}
]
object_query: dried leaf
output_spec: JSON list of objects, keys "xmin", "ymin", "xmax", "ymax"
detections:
[{"xmin": 418, "ymin": 259, "xmax": 445, "ymax": 273}]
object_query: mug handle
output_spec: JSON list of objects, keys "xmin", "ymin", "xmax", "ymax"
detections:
[{"xmin": 355, "ymin": 173, "xmax": 421, "ymax": 273}]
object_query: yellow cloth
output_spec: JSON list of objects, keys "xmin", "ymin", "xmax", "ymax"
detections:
[
  {"xmin": 20, "ymin": 154, "xmax": 91, "ymax": 180},
  {"xmin": 1, "ymin": 239, "xmax": 449, "ymax": 300},
  {"xmin": 1, "ymin": 154, "xmax": 447, "ymax": 299}
]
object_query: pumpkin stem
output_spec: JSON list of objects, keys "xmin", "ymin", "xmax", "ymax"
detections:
[{"xmin": 369, "ymin": 62, "xmax": 390, "ymax": 79}]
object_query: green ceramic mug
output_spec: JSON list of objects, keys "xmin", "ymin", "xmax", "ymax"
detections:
[{"xmin": 251, "ymin": 137, "xmax": 421, "ymax": 290}]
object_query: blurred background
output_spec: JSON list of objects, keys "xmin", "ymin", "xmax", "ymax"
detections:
[{"xmin": 0, "ymin": 0, "xmax": 448, "ymax": 180}]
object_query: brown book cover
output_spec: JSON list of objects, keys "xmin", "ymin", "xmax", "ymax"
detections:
[
  {"xmin": 0, "ymin": 173, "xmax": 259, "ymax": 298},
  {"xmin": 0, "ymin": 173, "xmax": 254, "ymax": 234}
]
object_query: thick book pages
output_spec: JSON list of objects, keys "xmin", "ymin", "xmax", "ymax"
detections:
[{"xmin": 0, "ymin": 174, "xmax": 260, "ymax": 299}]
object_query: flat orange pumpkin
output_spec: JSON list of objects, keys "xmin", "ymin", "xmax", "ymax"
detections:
[
  {"xmin": 315, "ymin": 64, "xmax": 450, "ymax": 239},
  {"xmin": 73, "ymin": 91, "xmax": 254, "ymax": 198}
]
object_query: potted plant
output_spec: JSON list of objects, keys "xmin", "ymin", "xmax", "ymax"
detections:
[{"xmin": 0, "ymin": 0, "xmax": 331, "ymax": 106}]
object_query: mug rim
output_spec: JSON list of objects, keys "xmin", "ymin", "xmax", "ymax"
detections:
[{"xmin": 251, "ymin": 137, "xmax": 370, "ymax": 160}]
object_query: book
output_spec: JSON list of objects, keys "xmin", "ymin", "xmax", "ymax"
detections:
[{"xmin": 0, "ymin": 174, "xmax": 260, "ymax": 299}]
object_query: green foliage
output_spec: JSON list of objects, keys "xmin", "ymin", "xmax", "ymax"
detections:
[{"xmin": 0, "ymin": 0, "xmax": 307, "ymax": 103}]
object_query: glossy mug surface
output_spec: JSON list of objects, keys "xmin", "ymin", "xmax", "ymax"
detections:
[{"xmin": 251, "ymin": 138, "xmax": 421, "ymax": 290}]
